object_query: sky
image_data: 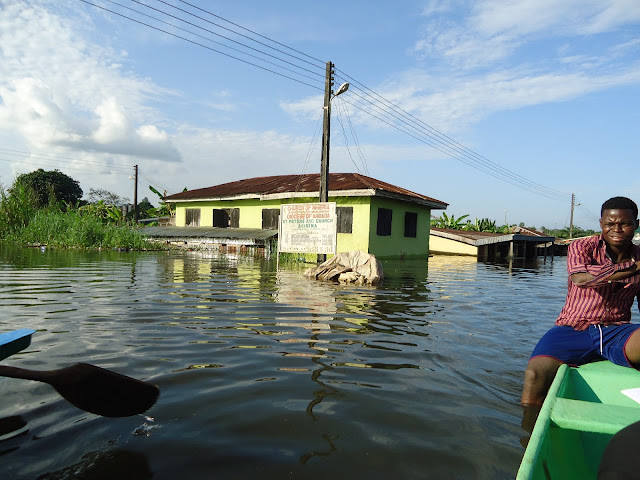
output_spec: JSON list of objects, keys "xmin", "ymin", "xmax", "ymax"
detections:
[{"xmin": 1, "ymin": 0, "xmax": 639, "ymax": 231}]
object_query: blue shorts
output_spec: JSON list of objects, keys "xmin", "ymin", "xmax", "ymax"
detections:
[{"xmin": 530, "ymin": 324, "xmax": 640, "ymax": 367}]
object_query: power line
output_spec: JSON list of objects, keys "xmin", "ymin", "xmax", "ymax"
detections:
[
  {"xmin": 295, "ymin": 109, "xmax": 324, "ymax": 193},
  {"xmin": 138, "ymin": 169, "xmax": 177, "ymax": 195},
  {"xmin": 78, "ymin": 0, "xmax": 324, "ymax": 91},
  {"xmin": 0, "ymin": 148, "xmax": 132, "ymax": 172},
  {"xmin": 119, "ymin": 0, "xmax": 324, "ymax": 81},
  {"xmin": 78, "ymin": 0, "xmax": 572, "ymax": 202},
  {"xmin": 334, "ymin": 98, "xmax": 369, "ymax": 176},
  {"xmin": 335, "ymin": 72, "xmax": 569, "ymax": 201},
  {"xmin": 333, "ymin": 104, "xmax": 363, "ymax": 175},
  {"xmin": 336, "ymin": 96, "xmax": 565, "ymax": 201},
  {"xmin": 0, "ymin": 156, "xmax": 132, "ymax": 177},
  {"xmin": 175, "ymin": 0, "xmax": 325, "ymax": 66},
  {"xmin": 337, "ymin": 98, "xmax": 370, "ymax": 176},
  {"xmin": 154, "ymin": 0, "xmax": 325, "ymax": 69}
]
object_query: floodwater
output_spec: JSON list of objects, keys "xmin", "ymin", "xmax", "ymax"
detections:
[{"xmin": 0, "ymin": 246, "xmax": 581, "ymax": 479}]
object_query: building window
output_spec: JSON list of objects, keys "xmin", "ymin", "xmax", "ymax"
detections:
[
  {"xmin": 337, "ymin": 206, "xmax": 353, "ymax": 234},
  {"xmin": 404, "ymin": 212, "xmax": 417, "ymax": 238},
  {"xmin": 185, "ymin": 208, "xmax": 201, "ymax": 227},
  {"xmin": 262, "ymin": 208, "xmax": 280, "ymax": 229},
  {"xmin": 376, "ymin": 208, "xmax": 392, "ymax": 236},
  {"xmin": 213, "ymin": 208, "xmax": 239, "ymax": 228}
]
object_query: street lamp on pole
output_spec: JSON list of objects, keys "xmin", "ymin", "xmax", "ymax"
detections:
[{"xmin": 319, "ymin": 61, "xmax": 349, "ymax": 204}]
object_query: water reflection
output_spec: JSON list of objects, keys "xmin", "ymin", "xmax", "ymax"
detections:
[
  {"xmin": 37, "ymin": 449, "xmax": 152, "ymax": 480},
  {"xmin": 0, "ymin": 247, "xmax": 575, "ymax": 479}
]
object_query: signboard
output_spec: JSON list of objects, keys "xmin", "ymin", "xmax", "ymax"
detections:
[{"xmin": 279, "ymin": 202, "xmax": 337, "ymax": 254}]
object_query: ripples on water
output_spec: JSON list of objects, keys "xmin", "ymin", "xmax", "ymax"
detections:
[{"xmin": 0, "ymin": 246, "xmax": 584, "ymax": 479}]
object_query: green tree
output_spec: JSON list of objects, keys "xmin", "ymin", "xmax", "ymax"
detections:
[
  {"xmin": 86, "ymin": 188, "xmax": 129, "ymax": 205},
  {"xmin": 137, "ymin": 197, "xmax": 154, "ymax": 218},
  {"xmin": 12, "ymin": 169, "xmax": 82, "ymax": 208},
  {"xmin": 540, "ymin": 225, "xmax": 598, "ymax": 239}
]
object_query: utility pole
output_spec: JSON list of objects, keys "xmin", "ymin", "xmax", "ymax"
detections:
[
  {"xmin": 134, "ymin": 164, "xmax": 139, "ymax": 224},
  {"xmin": 569, "ymin": 193, "xmax": 575, "ymax": 239},
  {"xmin": 319, "ymin": 61, "xmax": 334, "ymax": 204},
  {"xmin": 317, "ymin": 62, "xmax": 334, "ymax": 263},
  {"xmin": 316, "ymin": 62, "xmax": 350, "ymax": 263}
]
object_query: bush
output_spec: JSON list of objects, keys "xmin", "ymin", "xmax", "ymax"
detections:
[
  {"xmin": 0, "ymin": 183, "xmax": 40, "ymax": 236},
  {"xmin": 6, "ymin": 210, "xmax": 150, "ymax": 249}
]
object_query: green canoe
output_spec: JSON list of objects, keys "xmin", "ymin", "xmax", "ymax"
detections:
[{"xmin": 517, "ymin": 361, "xmax": 640, "ymax": 479}]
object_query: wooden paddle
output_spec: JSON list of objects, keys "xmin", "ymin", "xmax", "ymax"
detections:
[{"xmin": 0, "ymin": 363, "xmax": 159, "ymax": 418}]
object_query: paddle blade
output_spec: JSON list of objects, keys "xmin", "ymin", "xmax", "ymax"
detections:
[{"xmin": 49, "ymin": 363, "xmax": 160, "ymax": 418}]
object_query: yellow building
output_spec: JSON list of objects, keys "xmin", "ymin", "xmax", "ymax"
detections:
[{"xmin": 161, "ymin": 173, "xmax": 447, "ymax": 258}]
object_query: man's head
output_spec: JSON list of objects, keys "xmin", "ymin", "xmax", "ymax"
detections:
[
  {"xmin": 601, "ymin": 197, "xmax": 638, "ymax": 218},
  {"xmin": 600, "ymin": 197, "xmax": 639, "ymax": 249}
]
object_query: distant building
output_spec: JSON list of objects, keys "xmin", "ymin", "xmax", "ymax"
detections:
[
  {"xmin": 159, "ymin": 173, "xmax": 448, "ymax": 258},
  {"xmin": 429, "ymin": 227, "xmax": 555, "ymax": 261}
]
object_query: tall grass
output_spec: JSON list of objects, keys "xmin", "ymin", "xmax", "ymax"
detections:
[
  {"xmin": 0, "ymin": 180, "xmax": 152, "ymax": 250},
  {"xmin": 6, "ymin": 210, "xmax": 150, "ymax": 249},
  {"xmin": 0, "ymin": 183, "xmax": 39, "ymax": 236}
]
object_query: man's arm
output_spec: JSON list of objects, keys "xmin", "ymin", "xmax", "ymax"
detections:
[{"xmin": 572, "ymin": 261, "xmax": 640, "ymax": 285}]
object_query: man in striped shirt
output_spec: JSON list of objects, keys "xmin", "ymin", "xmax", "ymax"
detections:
[{"xmin": 521, "ymin": 196, "xmax": 640, "ymax": 406}]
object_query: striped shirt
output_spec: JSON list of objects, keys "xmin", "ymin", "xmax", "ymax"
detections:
[{"xmin": 555, "ymin": 235, "xmax": 640, "ymax": 330}]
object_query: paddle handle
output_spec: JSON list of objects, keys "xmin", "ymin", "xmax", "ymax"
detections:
[{"xmin": 0, "ymin": 365, "xmax": 54, "ymax": 383}]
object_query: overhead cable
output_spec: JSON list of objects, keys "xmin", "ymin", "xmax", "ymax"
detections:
[
  {"xmin": 335, "ymin": 72, "xmax": 569, "ymax": 201},
  {"xmin": 156, "ymin": 0, "xmax": 325, "ymax": 69},
  {"xmin": 175, "ymin": 0, "xmax": 325, "ymax": 66},
  {"xmin": 124, "ymin": 0, "xmax": 324, "ymax": 81},
  {"xmin": 336, "ymin": 96, "xmax": 565, "ymax": 201},
  {"xmin": 78, "ymin": 0, "xmax": 324, "ymax": 91},
  {"xmin": 79, "ymin": 0, "xmax": 571, "ymax": 202}
]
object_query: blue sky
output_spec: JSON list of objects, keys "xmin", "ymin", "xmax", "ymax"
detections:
[{"xmin": 1, "ymin": 0, "xmax": 639, "ymax": 230}]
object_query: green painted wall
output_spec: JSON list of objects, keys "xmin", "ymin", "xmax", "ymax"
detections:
[
  {"xmin": 335, "ymin": 196, "xmax": 371, "ymax": 253},
  {"xmin": 367, "ymin": 197, "xmax": 431, "ymax": 257},
  {"xmin": 172, "ymin": 194, "xmax": 432, "ymax": 258}
]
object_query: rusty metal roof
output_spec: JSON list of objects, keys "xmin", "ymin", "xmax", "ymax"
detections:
[
  {"xmin": 430, "ymin": 227, "xmax": 555, "ymax": 246},
  {"xmin": 164, "ymin": 173, "xmax": 447, "ymax": 209}
]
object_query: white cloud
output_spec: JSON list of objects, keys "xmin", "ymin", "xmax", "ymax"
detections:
[
  {"xmin": 0, "ymin": 1, "xmax": 180, "ymax": 163},
  {"xmin": 414, "ymin": 0, "xmax": 640, "ymax": 69}
]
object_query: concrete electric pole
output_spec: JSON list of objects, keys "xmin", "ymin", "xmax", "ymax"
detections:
[{"xmin": 134, "ymin": 164, "xmax": 139, "ymax": 224}]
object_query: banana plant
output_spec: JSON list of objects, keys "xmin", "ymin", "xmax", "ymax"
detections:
[
  {"xmin": 148, "ymin": 186, "xmax": 173, "ymax": 217},
  {"xmin": 431, "ymin": 212, "xmax": 470, "ymax": 230}
]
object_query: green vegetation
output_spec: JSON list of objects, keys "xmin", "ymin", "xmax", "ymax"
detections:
[
  {"xmin": 431, "ymin": 214, "xmax": 509, "ymax": 233},
  {"xmin": 0, "ymin": 170, "xmax": 152, "ymax": 250},
  {"xmin": 430, "ymin": 212, "xmax": 470, "ymax": 229},
  {"xmin": 148, "ymin": 185, "xmax": 174, "ymax": 217},
  {"xmin": 431, "ymin": 214, "xmax": 599, "ymax": 238},
  {"xmin": 12, "ymin": 169, "xmax": 82, "ymax": 207},
  {"xmin": 0, "ymin": 182, "xmax": 39, "ymax": 233},
  {"xmin": 86, "ymin": 187, "xmax": 129, "ymax": 205},
  {"xmin": 539, "ymin": 226, "xmax": 598, "ymax": 239},
  {"xmin": 7, "ymin": 209, "xmax": 149, "ymax": 249}
]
